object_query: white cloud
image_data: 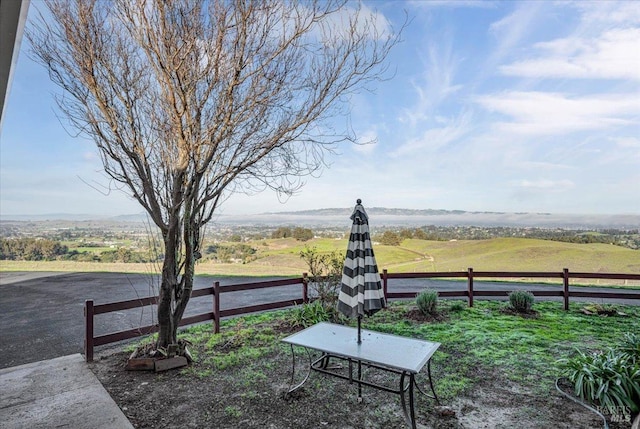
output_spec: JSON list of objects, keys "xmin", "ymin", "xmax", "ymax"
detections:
[
  {"xmin": 516, "ymin": 161, "xmax": 573, "ymax": 171},
  {"xmin": 509, "ymin": 179, "xmax": 576, "ymax": 205},
  {"xmin": 614, "ymin": 136, "xmax": 640, "ymax": 148},
  {"xmin": 500, "ymin": 28, "xmax": 640, "ymax": 80},
  {"xmin": 475, "ymin": 91, "xmax": 640, "ymax": 135},
  {"xmin": 393, "ymin": 110, "xmax": 473, "ymax": 156},
  {"xmin": 399, "ymin": 37, "xmax": 462, "ymax": 127},
  {"xmin": 318, "ymin": 2, "xmax": 393, "ymax": 42},
  {"xmin": 516, "ymin": 179, "xmax": 575, "ymax": 191},
  {"xmin": 408, "ymin": 1, "xmax": 497, "ymax": 9},
  {"xmin": 487, "ymin": 2, "xmax": 543, "ymax": 65},
  {"xmin": 590, "ymin": 136, "xmax": 640, "ymax": 165},
  {"xmin": 571, "ymin": 1, "xmax": 640, "ymax": 27}
]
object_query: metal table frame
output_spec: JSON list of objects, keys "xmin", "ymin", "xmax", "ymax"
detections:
[{"xmin": 281, "ymin": 322, "xmax": 440, "ymax": 429}]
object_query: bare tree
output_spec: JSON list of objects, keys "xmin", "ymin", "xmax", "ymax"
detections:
[{"xmin": 28, "ymin": 0, "xmax": 401, "ymax": 350}]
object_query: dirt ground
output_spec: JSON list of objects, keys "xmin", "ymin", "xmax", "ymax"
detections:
[{"xmin": 89, "ymin": 342, "xmax": 632, "ymax": 429}]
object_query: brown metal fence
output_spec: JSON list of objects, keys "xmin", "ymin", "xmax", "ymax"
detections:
[
  {"xmin": 382, "ymin": 268, "xmax": 640, "ymax": 308},
  {"xmin": 84, "ymin": 269, "xmax": 640, "ymax": 361},
  {"xmin": 84, "ymin": 275, "xmax": 309, "ymax": 362}
]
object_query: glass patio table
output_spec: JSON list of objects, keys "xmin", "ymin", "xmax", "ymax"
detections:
[{"xmin": 281, "ymin": 322, "xmax": 440, "ymax": 429}]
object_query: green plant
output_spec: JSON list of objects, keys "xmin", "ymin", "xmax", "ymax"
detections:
[
  {"xmin": 299, "ymin": 246, "xmax": 343, "ymax": 306},
  {"xmin": 559, "ymin": 345, "xmax": 640, "ymax": 413},
  {"xmin": 618, "ymin": 332, "xmax": 640, "ymax": 363},
  {"xmin": 508, "ymin": 290, "xmax": 534, "ymax": 313},
  {"xmin": 224, "ymin": 405, "xmax": 242, "ymax": 418},
  {"xmin": 416, "ymin": 289, "xmax": 438, "ymax": 316},
  {"xmin": 291, "ymin": 300, "xmax": 331, "ymax": 328},
  {"xmin": 448, "ymin": 301, "xmax": 466, "ymax": 312}
]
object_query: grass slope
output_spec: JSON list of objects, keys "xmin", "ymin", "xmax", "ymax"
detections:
[
  {"xmin": 1, "ymin": 237, "xmax": 639, "ymax": 279},
  {"xmin": 397, "ymin": 238, "xmax": 640, "ymax": 273}
]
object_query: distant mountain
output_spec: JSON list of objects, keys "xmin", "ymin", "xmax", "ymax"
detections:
[
  {"xmin": 271, "ymin": 207, "xmax": 533, "ymax": 217},
  {"xmin": 2, "ymin": 208, "xmax": 638, "ymax": 229},
  {"xmin": 222, "ymin": 208, "xmax": 639, "ymax": 229}
]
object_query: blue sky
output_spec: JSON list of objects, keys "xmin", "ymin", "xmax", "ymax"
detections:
[{"xmin": 1, "ymin": 1, "xmax": 639, "ymax": 218}]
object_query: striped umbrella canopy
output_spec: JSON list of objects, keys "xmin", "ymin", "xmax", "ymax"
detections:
[{"xmin": 337, "ymin": 199, "xmax": 386, "ymax": 343}]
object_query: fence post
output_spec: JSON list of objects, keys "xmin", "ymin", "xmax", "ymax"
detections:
[
  {"xmin": 302, "ymin": 272, "xmax": 309, "ymax": 303},
  {"xmin": 383, "ymin": 269, "xmax": 388, "ymax": 300},
  {"xmin": 467, "ymin": 268, "xmax": 474, "ymax": 307},
  {"xmin": 84, "ymin": 300, "xmax": 94, "ymax": 362},
  {"xmin": 213, "ymin": 281, "xmax": 220, "ymax": 334},
  {"xmin": 563, "ymin": 268, "xmax": 570, "ymax": 311}
]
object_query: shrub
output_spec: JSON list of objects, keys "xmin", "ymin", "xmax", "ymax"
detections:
[
  {"xmin": 618, "ymin": 332, "xmax": 640, "ymax": 363},
  {"xmin": 416, "ymin": 289, "xmax": 438, "ymax": 316},
  {"xmin": 292, "ymin": 227, "xmax": 314, "ymax": 241},
  {"xmin": 379, "ymin": 231, "xmax": 401, "ymax": 246},
  {"xmin": 271, "ymin": 227, "xmax": 292, "ymax": 239},
  {"xmin": 449, "ymin": 301, "xmax": 465, "ymax": 312},
  {"xmin": 559, "ymin": 344, "xmax": 640, "ymax": 414},
  {"xmin": 299, "ymin": 246, "xmax": 343, "ymax": 306},
  {"xmin": 290, "ymin": 300, "xmax": 331, "ymax": 328},
  {"xmin": 508, "ymin": 290, "xmax": 534, "ymax": 313}
]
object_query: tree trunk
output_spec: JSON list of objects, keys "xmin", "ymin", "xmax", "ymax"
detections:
[
  {"xmin": 157, "ymin": 208, "xmax": 181, "ymax": 348},
  {"xmin": 157, "ymin": 240, "xmax": 178, "ymax": 348},
  {"xmin": 156, "ymin": 200, "xmax": 198, "ymax": 349}
]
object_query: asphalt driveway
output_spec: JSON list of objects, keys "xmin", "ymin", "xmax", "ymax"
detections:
[{"xmin": 1, "ymin": 272, "xmax": 638, "ymax": 369}]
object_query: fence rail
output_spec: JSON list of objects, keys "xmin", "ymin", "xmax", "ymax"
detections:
[{"xmin": 84, "ymin": 269, "xmax": 640, "ymax": 361}]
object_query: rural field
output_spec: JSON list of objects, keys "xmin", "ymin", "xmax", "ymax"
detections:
[{"xmin": 2, "ymin": 237, "xmax": 639, "ymax": 286}]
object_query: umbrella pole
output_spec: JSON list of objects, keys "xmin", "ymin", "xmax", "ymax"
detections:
[{"xmin": 357, "ymin": 315, "xmax": 363, "ymax": 402}]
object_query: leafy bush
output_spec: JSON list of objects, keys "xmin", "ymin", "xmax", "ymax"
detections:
[
  {"xmin": 559, "ymin": 334, "xmax": 640, "ymax": 414},
  {"xmin": 0, "ymin": 238, "xmax": 68, "ymax": 261},
  {"xmin": 292, "ymin": 227, "xmax": 314, "ymax": 241},
  {"xmin": 416, "ymin": 289, "xmax": 438, "ymax": 316},
  {"xmin": 618, "ymin": 332, "xmax": 640, "ymax": 363},
  {"xmin": 206, "ymin": 243, "xmax": 256, "ymax": 263},
  {"xmin": 379, "ymin": 231, "xmax": 401, "ymax": 246},
  {"xmin": 271, "ymin": 227, "xmax": 292, "ymax": 239},
  {"xmin": 290, "ymin": 300, "xmax": 331, "ymax": 328},
  {"xmin": 508, "ymin": 290, "xmax": 534, "ymax": 313},
  {"xmin": 299, "ymin": 246, "xmax": 343, "ymax": 306},
  {"xmin": 448, "ymin": 301, "xmax": 466, "ymax": 312}
]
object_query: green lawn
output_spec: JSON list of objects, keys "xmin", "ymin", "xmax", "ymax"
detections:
[{"xmin": 168, "ymin": 299, "xmax": 640, "ymax": 401}]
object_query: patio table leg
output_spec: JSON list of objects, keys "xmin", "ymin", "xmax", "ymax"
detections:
[
  {"xmin": 415, "ymin": 360, "xmax": 440, "ymax": 405},
  {"xmin": 399, "ymin": 371, "xmax": 417, "ymax": 429},
  {"xmin": 409, "ymin": 374, "xmax": 416, "ymax": 429},
  {"xmin": 357, "ymin": 360, "xmax": 363, "ymax": 403},
  {"xmin": 285, "ymin": 344, "xmax": 312, "ymax": 396},
  {"xmin": 427, "ymin": 359, "xmax": 440, "ymax": 404}
]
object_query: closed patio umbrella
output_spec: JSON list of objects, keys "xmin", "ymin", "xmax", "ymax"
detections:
[{"xmin": 337, "ymin": 199, "xmax": 386, "ymax": 344}]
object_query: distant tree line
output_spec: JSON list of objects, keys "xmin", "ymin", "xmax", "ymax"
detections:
[
  {"xmin": 271, "ymin": 227, "xmax": 314, "ymax": 241},
  {"xmin": 0, "ymin": 238, "xmax": 68, "ymax": 260},
  {"xmin": 0, "ymin": 238, "xmax": 157, "ymax": 262},
  {"xmin": 2, "ymin": 225, "xmax": 636, "ymax": 263},
  {"xmin": 372, "ymin": 226, "xmax": 639, "ymax": 249},
  {"xmin": 205, "ymin": 244, "xmax": 257, "ymax": 263},
  {"xmin": 81, "ymin": 248, "xmax": 157, "ymax": 263}
]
